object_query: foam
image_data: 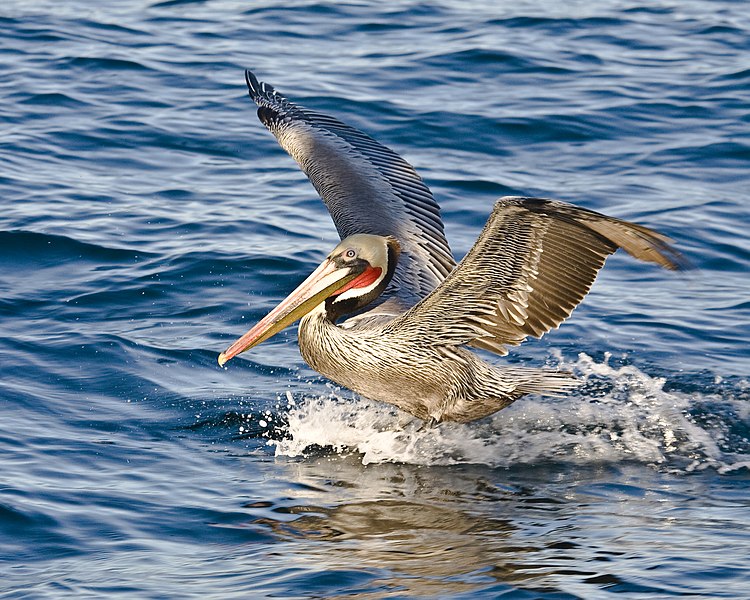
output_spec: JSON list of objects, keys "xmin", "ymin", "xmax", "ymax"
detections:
[{"xmin": 265, "ymin": 353, "xmax": 747, "ymax": 472}]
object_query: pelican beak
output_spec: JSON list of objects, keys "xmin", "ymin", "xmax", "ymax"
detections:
[{"xmin": 218, "ymin": 258, "xmax": 360, "ymax": 366}]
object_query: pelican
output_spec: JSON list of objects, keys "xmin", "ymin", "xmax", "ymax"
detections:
[{"xmin": 218, "ymin": 71, "xmax": 686, "ymax": 424}]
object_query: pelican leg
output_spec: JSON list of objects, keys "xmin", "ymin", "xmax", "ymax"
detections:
[{"xmin": 417, "ymin": 417, "xmax": 439, "ymax": 431}]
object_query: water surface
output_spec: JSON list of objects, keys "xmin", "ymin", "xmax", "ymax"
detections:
[{"xmin": 1, "ymin": 1, "xmax": 749, "ymax": 597}]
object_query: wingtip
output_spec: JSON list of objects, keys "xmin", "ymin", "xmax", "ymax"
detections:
[
  {"xmin": 610, "ymin": 222, "xmax": 692, "ymax": 272},
  {"xmin": 244, "ymin": 69, "xmax": 279, "ymax": 104},
  {"xmin": 611, "ymin": 219, "xmax": 692, "ymax": 272},
  {"xmin": 664, "ymin": 248, "xmax": 694, "ymax": 272},
  {"xmin": 501, "ymin": 196, "xmax": 692, "ymax": 273},
  {"xmin": 244, "ymin": 69, "xmax": 260, "ymax": 97}
]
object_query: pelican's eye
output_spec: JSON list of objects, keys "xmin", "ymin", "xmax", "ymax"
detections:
[{"xmin": 344, "ymin": 249, "xmax": 356, "ymax": 259}]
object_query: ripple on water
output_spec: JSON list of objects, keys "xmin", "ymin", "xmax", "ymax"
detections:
[{"xmin": 1, "ymin": 1, "xmax": 750, "ymax": 598}]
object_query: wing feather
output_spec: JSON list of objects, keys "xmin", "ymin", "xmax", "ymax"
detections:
[
  {"xmin": 244, "ymin": 70, "xmax": 455, "ymax": 307},
  {"xmin": 386, "ymin": 196, "xmax": 686, "ymax": 355}
]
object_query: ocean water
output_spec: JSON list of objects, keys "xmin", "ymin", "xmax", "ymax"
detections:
[{"xmin": 1, "ymin": 0, "xmax": 749, "ymax": 597}]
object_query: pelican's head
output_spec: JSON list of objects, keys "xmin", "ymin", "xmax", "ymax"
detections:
[{"xmin": 218, "ymin": 234, "xmax": 399, "ymax": 366}]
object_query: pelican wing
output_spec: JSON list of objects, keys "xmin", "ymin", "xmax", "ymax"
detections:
[
  {"xmin": 387, "ymin": 196, "xmax": 686, "ymax": 355},
  {"xmin": 244, "ymin": 70, "xmax": 455, "ymax": 307}
]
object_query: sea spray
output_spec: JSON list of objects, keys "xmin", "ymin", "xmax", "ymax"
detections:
[{"xmin": 269, "ymin": 353, "xmax": 745, "ymax": 472}]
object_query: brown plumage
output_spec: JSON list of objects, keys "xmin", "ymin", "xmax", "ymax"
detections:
[{"xmin": 218, "ymin": 72, "xmax": 686, "ymax": 424}]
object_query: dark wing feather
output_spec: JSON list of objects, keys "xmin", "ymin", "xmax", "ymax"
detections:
[
  {"xmin": 387, "ymin": 196, "xmax": 687, "ymax": 355},
  {"xmin": 244, "ymin": 70, "xmax": 455, "ymax": 308}
]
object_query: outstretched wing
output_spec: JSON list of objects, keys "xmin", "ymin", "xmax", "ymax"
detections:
[
  {"xmin": 244, "ymin": 70, "xmax": 455, "ymax": 308},
  {"xmin": 387, "ymin": 196, "xmax": 687, "ymax": 355}
]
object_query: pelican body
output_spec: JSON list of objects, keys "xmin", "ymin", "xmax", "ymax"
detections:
[{"xmin": 218, "ymin": 71, "xmax": 686, "ymax": 424}]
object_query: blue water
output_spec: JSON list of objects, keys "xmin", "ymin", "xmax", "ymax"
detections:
[{"xmin": 1, "ymin": 1, "xmax": 749, "ymax": 597}]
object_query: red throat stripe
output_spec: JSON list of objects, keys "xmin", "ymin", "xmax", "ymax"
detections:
[{"xmin": 332, "ymin": 266, "xmax": 382, "ymax": 296}]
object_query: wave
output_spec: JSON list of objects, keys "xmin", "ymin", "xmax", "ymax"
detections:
[{"xmin": 0, "ymin": 230, "xmax": 142, "ymax": 264}]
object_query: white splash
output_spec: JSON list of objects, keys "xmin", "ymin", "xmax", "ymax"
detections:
[{"xmin": 268, "ymin": 353, "xmax": 746, "ymax": 471}]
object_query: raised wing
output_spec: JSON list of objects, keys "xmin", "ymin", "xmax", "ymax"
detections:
[
  {"xmin": 386, "ymin": 196, "xmax": 687, "ymax": 355},
  {"xmin": 244, "ymin": 70, "xmax": 455, "ymax": 308}
]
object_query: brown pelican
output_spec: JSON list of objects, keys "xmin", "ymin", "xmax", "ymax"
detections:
[{"xmin": 218, "ymin": 71, "xmax": 686, "ymax": 424}]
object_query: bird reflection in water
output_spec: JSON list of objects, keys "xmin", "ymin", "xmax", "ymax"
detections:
[{"xmin": 242, "ymin": 457, "xmax": 588, "ymax": 597}]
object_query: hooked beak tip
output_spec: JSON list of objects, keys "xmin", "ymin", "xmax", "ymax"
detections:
[{"xmin": 216, "ymin": 257, "xmax": 359, "ymax": 372}]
